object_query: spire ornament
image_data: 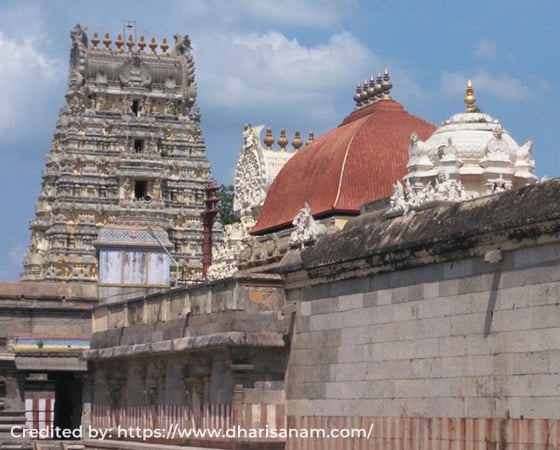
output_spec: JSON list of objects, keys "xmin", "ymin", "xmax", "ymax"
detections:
[
  {"xmin": 292, "ymin": 131, "xmax": 303, "ymax": 151},
  {"xmin": 138, "ymin": 35, "xmax": 146, "ymax": 54},
  {"xmin": 149, "ymin": 37, "xmax": 157, "ymax": 55},
  {"xmin": 126, "ymin": 34, "xmax": 134, "ymax": 52},
  {"xmin": 306, "ymin": 131, "xmax": 315, "ymax": 146},
  {"xmin": 353, "ymin": 83, "xmax": 362, "ymax": 109},
  {"xmin": 115, "ymin": 34, "xmax": 124, "ymax": 53},
  {"xmin": 382, "ymin": 69, "xmax": 392, "ymax": 99},
  {"xmin": 464, "ymin": 80, "xmax": 476, "ymax": 112},
  {"xmin": 103, "ymin": 33, "xmax": 111, "ymax": 52},
  {"xmin": 160, "ymin": 38, "xmax": 169, "ymax": 56},
  {"xmin": 91, "ymin": 32, "xmax": 100, "ymax": 50},
  {"xmin": 278, "ymin": 129, "xmax": 288, "ymax": 152},
  {"xmin": 264, "ymin": 128, "xmax": 274, "ymax": 149}
]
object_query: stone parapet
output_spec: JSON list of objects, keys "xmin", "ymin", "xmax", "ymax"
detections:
[{"xmin": 90, "ymin": 273, "xmax": 287, "ymax": 350}]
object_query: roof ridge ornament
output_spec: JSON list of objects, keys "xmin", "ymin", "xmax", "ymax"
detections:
[
  {"xmin": 353, "ymin": 69, "xmax": 392, "ymax": 110},
  {"xmin": 464, "ymin": 79, "xmax": 476, "ymax": 112}
]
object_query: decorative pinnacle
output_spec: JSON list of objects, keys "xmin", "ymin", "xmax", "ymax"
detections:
[
  {"xmin": 353, "ymin": 69, "xmax": 393, "ymax": 109},
  {"xmin": 103, "ymin": 33, "xmax": 111, "ymax": 52},
  {"xmin": 160, "ymin": 38, "xmax": 169, "ymax": 56},
  {"xmin": 91, "ymin": 32, "xmax": 100, "ymax": 50},
  {"xmin": 264, "ymin": 128, "xmax": 274, "ymax": 150},
  {"xmin": 464, "ymin": 79, "xmax": 476, "ymax": 112},
  {"xmin": 306, "ymin": 131, "xmax": 315, "ymax": 146},
  {"xmin": 382, "ymin": 69, "xmax": 392, "ymax": 99},
  {"xmin": 115, "ymin": 34, "xmax": 124, "ymax": 53},
  {"xmin": 278, "ymin": 129, "xmax": 288, "ymax": 152},
  {"xmin": 126, "ymin": 34, "xmax": 134, "ymax": 52},
  {"xmin": 292, "ymin": 131, "xmax": 303, "ymax": 151}
]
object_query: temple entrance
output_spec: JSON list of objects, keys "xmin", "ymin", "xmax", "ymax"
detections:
[
  {"xmin": 52, "ymin": 372, "xmax": 82, "ymax": 433},
  {"xmin": 25, "ymin": 372, "xmax": 83, "ymax": 436}
]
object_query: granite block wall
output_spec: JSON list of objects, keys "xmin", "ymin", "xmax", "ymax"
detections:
[{"xmin": 286, "ymin": 241, "xmax": 560, "ymax": 449}]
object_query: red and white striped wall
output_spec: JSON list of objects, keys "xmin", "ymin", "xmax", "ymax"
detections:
[{"xmin": 25, "ymin": 398, "xmax": 55, "ymax": 434}]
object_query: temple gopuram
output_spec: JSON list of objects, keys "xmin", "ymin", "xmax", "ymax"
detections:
[{"xmin": 20, "ymin": 25, "xmax": 214, "ymax": 284}]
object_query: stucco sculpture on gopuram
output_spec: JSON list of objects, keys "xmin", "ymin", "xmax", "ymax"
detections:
[
  {"xmin": 207, "ymin": 124, "xmax": 302, "ymax": 280},
  {"xmin": 21, "ymin": 25, "xmax": 215, "ymax": 284},
  {"xmin": 387, "ymin": 80, "xmax": 537, "ymax": 216}
]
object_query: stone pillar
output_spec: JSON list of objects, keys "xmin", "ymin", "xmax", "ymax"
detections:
[
  {"xmin": 230, "ymin": 363, "xmax": 253, "ymax": 429},
  {"xmin": 80, "ymin": 373, "xmax": 93, "ymax": 430},
  {"xmin": 201, "ymin": 181, "xmax": 219, "ymax": 280}
]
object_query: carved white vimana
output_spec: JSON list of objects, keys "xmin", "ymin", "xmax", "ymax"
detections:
[{"xmin": 388, "ymin": 80, "xmax": 537, "ymax": 215}]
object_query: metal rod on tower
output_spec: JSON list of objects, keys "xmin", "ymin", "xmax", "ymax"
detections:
[{"xmin": 123, "ymin": 20, "xmax": 137, "ymax": 46}]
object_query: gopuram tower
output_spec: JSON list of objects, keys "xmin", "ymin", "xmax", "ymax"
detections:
[{"xmin": 21, "ymin": 24, "xmax": 213, "ymax": 284}]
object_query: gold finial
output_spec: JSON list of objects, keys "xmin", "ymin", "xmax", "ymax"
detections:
[
  {"xmin": 149, "ymin": 37, "xmax": 157, "ymax": 55},
  {"xmin": 126, "ymin": 34, "xmax": 135, "ymax": 52},
  {"xmin": 306, "ymin": 131, "xmax": 315, "ymax": 146},
  {"xmin": 91, "ymin": 32, "xmax": 100, "ymax": 50},
  {"xmin": 292, "ymin": 131, "xmax": 303, "ymax": 151},
  {"xmin": 103, "ymin": 33, "xmax": 111, "ymax": 52},
  {"xmin": 278, "ymin": 129, "xmax": 288, "ymax": 151},
  {"xmin": 138, "ymin": 35, "xmax": 146, "ymax": 54},
  {"xmin": 160, "ymin": 38, "xmax": 169, "ymax": 56},
  {"xmin": 264, "ymin": 128, "xmax": 274, "ymax": 149},
  {"xmin": 464, "ymin": 79, "xmax": 476, "ymax": 112},
  {"xmin": 115, "ymin": 34, "xmax": 124, "ymax": 53}
]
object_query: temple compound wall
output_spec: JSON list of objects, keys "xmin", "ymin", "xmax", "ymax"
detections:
[
  {"xmin": 78, "ymin": 179, "xmax": 560, "ymax": 450},
  {"xmin": 281, "ymin": 179, "xmax": 560, "ymax": 449},
  {"xmin": 83, "ymin": 274, "xmax": 289, "ymax": 450}
]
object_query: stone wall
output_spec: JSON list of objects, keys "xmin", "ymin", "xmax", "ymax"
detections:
[
  {"xmin": 280, "ymin": 181, "xmax": 560, "ymax": 449},
  {"xmin": 85, "ymin": 274, "xmax": 289, "ymax": 449},
  {"xmin": 0, "ymin": 281, "xmax": 96, "ymax": 344}
]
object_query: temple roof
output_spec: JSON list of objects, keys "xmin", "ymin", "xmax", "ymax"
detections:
[{"xmin": 252, "ymin": 91, "xmax": 436, "ymax": 234}]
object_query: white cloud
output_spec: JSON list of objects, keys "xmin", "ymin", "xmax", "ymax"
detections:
[
  {"xmin": 0, "ymin": 31, "xmax": 63, "ymax": 132},
  {"xmin": 198, "ymin": 30, "xmax": 374, "ymax": 109},
  {"xmin": 440, "ymin": 70, "xmax": 531, "ymax": 102}
]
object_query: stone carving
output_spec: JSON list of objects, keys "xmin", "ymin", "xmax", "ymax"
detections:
[
  {"xmin": 21, "ymin": 25, "xmax": 216, "ymax": 283},
  {"xmin": 434, "ymin": 171, "xmax": 464, "ymax": 201},
  {"xmin": 234, "ymin": 124, "xmax": 266, "ymax": 216},
  {"xmin": 207, "ymin": 216, "xmax": 255, "ymax": 280},
  {"xmin": 68, "ymin": 24, "xmax": 88, "ymax": 96},
  {"xmin": 119, "ymin": 57, "xmax": 152, "ymax": 89},
  {"xmin": 516, "ymin": 140, "xmax": 534, "ymax": 166},
  {"xmin": 173, "ymin": 34, "xmax": 191, "ymax": 55},
  {"xmin": 486, "ymin": 174, "xmax": 512, "ymax": 193},
  {"xmin": 409, "ymin": 132, "xmax": 430, "ymax": 161},
  {"xmin": 289, "ymin": 203, "xmax": 327, "ymax": 249},
  {"xmin": 386, "ymin": 171, "xmax": 464, "ymax": 217},
  {"xmin": 486, "ymin": 126, "xmax": 511, "ymax": 157}
]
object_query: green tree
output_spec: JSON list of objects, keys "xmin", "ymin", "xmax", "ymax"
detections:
[{"xmin": 217, "ymin": 184, "xmax": 239, "ymax": 226}]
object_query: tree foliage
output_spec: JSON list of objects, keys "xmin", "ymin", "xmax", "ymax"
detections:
[{"xmin": 217, "ymin": 184, "xmax": 239, "ymax": 226}]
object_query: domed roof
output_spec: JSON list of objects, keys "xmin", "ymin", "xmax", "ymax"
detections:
[
  {"xmin": 252, "ymin": 94, "xmax": 436, "ymax": 234},
  {"xmin": 422, "ymin": 112, "xmax": 523, "ymax": 164},
  {"xmin": 402, "ymin": 81, "xmax": 537, "ymax": 201}
]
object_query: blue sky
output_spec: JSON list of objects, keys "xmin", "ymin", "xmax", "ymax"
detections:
[{"xmin": 0, "ymin": 0, "xmax": 559, "ymax": 280}]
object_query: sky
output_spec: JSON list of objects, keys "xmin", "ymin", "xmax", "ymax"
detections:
[{"xmin": 0, "ymin": 0, "xmax": 559, "ymax": 280}]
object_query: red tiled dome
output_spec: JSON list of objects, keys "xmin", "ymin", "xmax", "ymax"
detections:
[{"xmin": 252, "ymin": 99, "xmax": 436, "ymax": 234}]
